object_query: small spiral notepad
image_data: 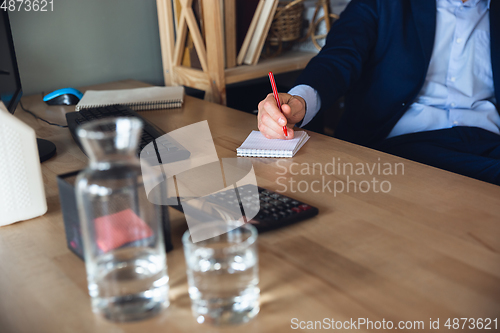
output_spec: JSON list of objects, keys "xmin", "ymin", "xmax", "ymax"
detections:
[
  {"xmin": 237, "ymin": 131, "xmax": 310, "ymax": 158},
  {"xmin": 75, "ymin": 86, "xmax": 184, "ymax": 111}
]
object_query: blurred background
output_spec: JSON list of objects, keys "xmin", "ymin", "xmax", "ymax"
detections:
[{"xmin": 9, "ymin": 0, "xmax": 350, "ymax": 134}]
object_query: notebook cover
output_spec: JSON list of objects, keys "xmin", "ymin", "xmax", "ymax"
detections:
[{"xmin": 76, "ymin": 86, "xmax": 184, "ymax": 111}]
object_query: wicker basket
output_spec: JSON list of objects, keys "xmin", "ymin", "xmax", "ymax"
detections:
[{"xmin": 267, "ymin": 0, "xmax": 305, "ymax": 46}]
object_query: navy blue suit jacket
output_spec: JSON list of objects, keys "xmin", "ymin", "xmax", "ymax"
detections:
[{"xmin": 295, "ymin": 0, "xmax": 500, "ymax": 146}]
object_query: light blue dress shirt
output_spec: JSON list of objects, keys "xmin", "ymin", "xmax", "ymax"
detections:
[{"xmin": 289, "ymin": 0, "xmax": 498, "ymax": 139}]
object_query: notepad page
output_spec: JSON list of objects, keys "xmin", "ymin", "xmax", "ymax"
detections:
[
  {"xmin": 293, "ymin": 133, "xmax": 310, "ymax": 155},
  {"xmin": 237, "ymin": 131, "xmax": 310, "ymax": 157}
]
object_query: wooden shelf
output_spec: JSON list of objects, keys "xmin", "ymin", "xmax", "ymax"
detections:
[
  {"xmin": 225, "ymin": 50, "xmax": 316, "ymax": 85},
  {"xmin": 156, "ymin": 0, "xmax": 317, "ymax": 105}
]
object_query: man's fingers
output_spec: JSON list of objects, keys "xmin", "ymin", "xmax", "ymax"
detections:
[
  {"xmin": 257, "ymin": 92, "xmax": 298, "ymax": 139},
  {"xmin": 262, "ymin": 93, "xmax": 287, "ymax": 126},
  {"xmin": 261, "ymin": 111, "xmax": 286, "ymax": 135},
  {"xmin": 259, "ymin": 123, "xmax": 286, "ymax": 140},
  {"xmin": 259, "ymin": 121, "xmax": 295, "ymax": 140},
  {"xmin": 281, "ymin": 103, "xmax": 293, "ymax": 117},
  {"xmin": 284, "ymin": 127, "xmax": 295, "ymax": 139},
  {"xmin": 281, "ymin": 96, "xmax": 306, "ymax": 124}
]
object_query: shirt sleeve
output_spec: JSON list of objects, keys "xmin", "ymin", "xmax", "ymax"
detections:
[{"xmin": 288, "ymin": 84, "xmax": 322, "ymax": 127}]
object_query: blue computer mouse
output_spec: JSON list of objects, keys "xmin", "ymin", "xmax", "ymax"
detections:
[{"xmin": 43, "ymin": 88, "xmax": 83, "ymax": 105}]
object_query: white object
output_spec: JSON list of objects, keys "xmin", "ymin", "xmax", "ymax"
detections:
[
  {"xmin": 237, "ymin": 130, "xmax": 310, "ymax": 157},
  {"xmin": 237, "ymin": 0, "xmax": 265, "ymax": 65},
  {"xmin": 75, "ymin": 86, "xmax": 185, "ymax": 111},
  {"xmin": 243, "ymin": 0, "xmax": 279, "ymax": 65},
  {"xmin": 0, "ymin": 102, "xmax": 47, "ymax": 226}
]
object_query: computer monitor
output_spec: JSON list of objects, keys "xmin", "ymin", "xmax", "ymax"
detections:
[
  {"xmin": 0, "ymin": 10, "xmax": 56, "ymax": 162},
  {"xmin": 0, "ymin": 11, "xmax": 22, "ymax": 114}
]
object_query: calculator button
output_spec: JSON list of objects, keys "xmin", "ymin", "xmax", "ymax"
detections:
[
  {"xmin": 246, "ymin": 204, "xmax": 260, "ymax": 211},
  {"xmin": 215, "ymin": 186, "xmax": 320, "ymax": 232}
]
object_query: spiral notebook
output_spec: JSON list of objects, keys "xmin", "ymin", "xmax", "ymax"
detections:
[
  {"xmin": 75, "ymin": 86, "xmax": 184, "ymax": 111},
  {"xmin": 237, "ymin": 131, "xmax": 310, "ymax": 157}
]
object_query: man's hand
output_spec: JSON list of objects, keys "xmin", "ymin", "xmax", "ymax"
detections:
[{"xmin": 257, "ymin": 93, "xmax": 306, "ymax": 140}]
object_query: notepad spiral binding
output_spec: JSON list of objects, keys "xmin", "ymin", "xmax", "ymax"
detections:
[
  {"xmin": 236, "ymin": 149, "xmax": 293, "ymax": 158},
  {"xmin": 76, "ymin": 100, "xmax": 183, "ymax": 112}
]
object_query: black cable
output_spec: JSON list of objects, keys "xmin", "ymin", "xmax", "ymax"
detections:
[{"xmin": 20, "ymin": 101, "xmax": 68, "ymax": 128}]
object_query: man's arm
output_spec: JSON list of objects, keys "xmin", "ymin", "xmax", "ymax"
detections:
[
  {"xmin": 257, "ymin": 0, "xmax": 379, "ymax": 139},
  {"xmin": 297, "ymin": 0, "xmax": 379, "ymax": 112},
  {"xmin": 288, "ymin": 85, "xmax": 321, "ymax": 127}
]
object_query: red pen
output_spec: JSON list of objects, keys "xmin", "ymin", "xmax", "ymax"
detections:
[{"xmin": 268, "ymin": 71, "xmax": 288, "ymax": 137}]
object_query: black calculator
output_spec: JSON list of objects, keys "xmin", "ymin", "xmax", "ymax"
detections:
[
  {"xmin": 244, "ymin": 185, "xmax": 319, "ymax": 231},
  {"xmin": 171, "ymin": 185, "xmax": 319, "ymax": 232}
]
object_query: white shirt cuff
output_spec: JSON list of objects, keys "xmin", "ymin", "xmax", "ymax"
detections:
[{"xmin": 288, "ymin": 85, "xmax": 322, "ymax": 127}]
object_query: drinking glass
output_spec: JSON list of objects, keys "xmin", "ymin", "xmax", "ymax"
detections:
[
  {"xmin": 75, "ymin": 117, "xmax": 169, "ymax": 321},
  {"xmin": 182, "ymin": 222, "xmax": 259, "ymax": 325}
]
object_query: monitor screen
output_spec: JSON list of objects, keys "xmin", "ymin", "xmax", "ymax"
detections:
[{"xmin": 0, "ymin": 10, "xmax": 22, "ymax": 114}]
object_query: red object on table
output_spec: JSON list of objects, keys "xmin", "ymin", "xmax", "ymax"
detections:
[
  {"xmin": 94, "ymin": 208, "xmax": 153, "ymax": 252},
  {"xmin": 268, "ymin": 71, "xmax": 288, "ymax": 137}
]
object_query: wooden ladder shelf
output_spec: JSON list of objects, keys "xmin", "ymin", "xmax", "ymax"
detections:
[{"xmin": 156, "ymin": 0, "xmax": 316, "ymax": 105}]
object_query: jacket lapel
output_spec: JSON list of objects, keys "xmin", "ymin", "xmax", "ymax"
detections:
[
  {"xmin": 409, "ymin": 0, "xmax": 437, "ymax": 64},
  {"xmin": 490, "ymin": 0, "xmax": 500, "ymax": 104}
]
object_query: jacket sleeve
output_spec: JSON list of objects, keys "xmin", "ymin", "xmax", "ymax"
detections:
[{"xmin": 295, "ymin": 0, "xmax": 379, "ymax": 112}]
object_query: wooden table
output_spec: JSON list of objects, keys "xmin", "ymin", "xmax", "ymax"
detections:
[{"xmin": 1, "ymin": 80, "xmax": 499, "ymax": 333}]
